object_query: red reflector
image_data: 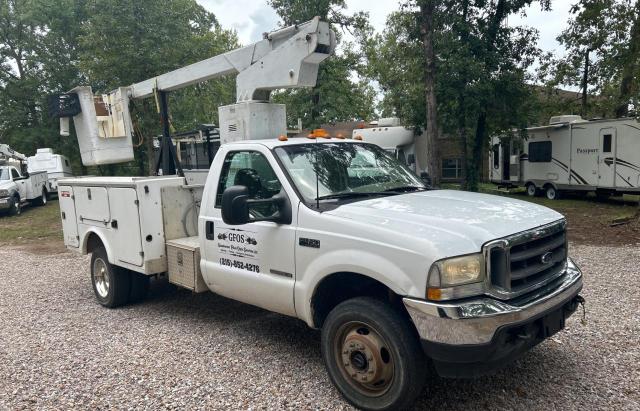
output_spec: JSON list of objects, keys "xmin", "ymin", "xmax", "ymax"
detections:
[{"xmin": 61, "ymin": 191, "xmax": 70, "ymax": 197}]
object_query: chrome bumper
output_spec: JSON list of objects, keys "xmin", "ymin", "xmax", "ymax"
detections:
[
  {"xmin": 403, "ymin": 258, "xmax": 583, "ymax": 346},
  {"xmin": 0, "ymin": 197, "xmax": 11, "ymax": 209}
]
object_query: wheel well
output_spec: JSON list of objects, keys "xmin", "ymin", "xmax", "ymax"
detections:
[
  {"xmin": 310, "ymin": 272, "xmax": 406, "ymax": 328},
  {"xmin": 543, "ymin": 182, "xmax": 556, "ymax": 190},
  {"xmin": 86, "ymin": 232, "xmax": 104, "ymax": 254}
]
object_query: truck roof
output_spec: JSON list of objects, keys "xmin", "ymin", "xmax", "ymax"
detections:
[{"xmin": 233, "ymin": 137, "xmax": 362, "ymax": 149}]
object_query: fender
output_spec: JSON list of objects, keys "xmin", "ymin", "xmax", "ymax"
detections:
[
  {"xmin": 79, "ymin": 228, "xmax": 115, "ymax": 264},
  {"xmin": 295, "ymin": 248, "xmax": 422, "ymax": 327}
]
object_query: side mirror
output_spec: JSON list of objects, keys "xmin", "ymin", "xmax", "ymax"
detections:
[
  {"xmin": 221, "ymin": 185, "xmax": 250, "ymax": 225},
  {"xmin": 221, "ymin": 185, "xmax": 293, "ymax": 226}
]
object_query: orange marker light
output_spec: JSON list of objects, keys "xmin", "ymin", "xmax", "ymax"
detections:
[
  {"xmin": 307, "ymin": 133, "xmax": 317, "ymax": 139},
  {"xmin": 278, "ymin": 135, "xmax": 288, "ymax": 141},
  {"xmin": 427, "ymin": 288, "xmax": 442, "ymax": 301},
  {"xmin": 335, "ymin": 133, "xmax": 345, "ymax": 139},
  {"xmin": 354, "ymin": 135, "xmax": 363, "ymax": 141}
]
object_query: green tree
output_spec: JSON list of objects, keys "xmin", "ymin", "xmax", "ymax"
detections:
[
  {"xmin": 539, "ymin": 0, "xmax": 640, "ymax": 118},
  {"xmin": 363, "ymin": 0, "xmax": 545, "ymax": 190},
  {"xmin": 78, "ymin": 0, "xmax": 238, "ymax": 174},
  {"xmin": 268, "ymin": 0, "xmax": 374, "ymax": 129}
]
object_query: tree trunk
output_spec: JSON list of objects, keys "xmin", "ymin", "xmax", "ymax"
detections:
[
  {"xmin": 419, "ymin": 0, "xmax": 440, "ymax": 186},
  {"xmin": 615, "ymin": 0, "xmax": 640, "ymax": 118},
  {"xmin": 468, "ymin": 0, "xmax": 506, "ymax": 191},
  {"xmin": 581, "ymin": 49, "xmax": 589, "ymax": 117}
]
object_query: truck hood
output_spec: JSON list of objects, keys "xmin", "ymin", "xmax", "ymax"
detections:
[
  {"xmin": 0, "ymin": 180, "xmax": 15, "ymax": 191},
  {"xmin": 325, "ymin": 189, "xmax": 564, "ymax": 256}
]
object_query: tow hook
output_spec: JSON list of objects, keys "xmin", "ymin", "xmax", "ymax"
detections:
[{"xmin": 575, "ymin": 295, "xmax": 587, "ymax": 325}]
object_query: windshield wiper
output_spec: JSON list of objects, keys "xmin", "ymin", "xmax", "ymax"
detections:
[
  {"xmin": 383, "ymin": 186, "xmax": 427, "ymax": 193},
  {"xmin": 315, "ymin": 191, "xmax": 396, "ymax": 201}
]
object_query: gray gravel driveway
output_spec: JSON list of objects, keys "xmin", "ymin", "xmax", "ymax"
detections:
[{"xmin": 0, "ymin": 244, "xmax": 638, "ymax": 410}]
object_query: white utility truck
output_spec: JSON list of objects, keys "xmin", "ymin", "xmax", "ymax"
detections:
[
  {"xmin": 490, "ymin": 115, "xmax": 640, "ymax": 200},
  {"xmin": 0, "ymin": 144, "xmax": 49, "ymax": 215},
  {"xmin": 53, "ymin": 18, "xmax": 584, "ymax": 411},
  {"xmin": 27, "ymin": 148, "xmax": 74, "ymax": 193}
]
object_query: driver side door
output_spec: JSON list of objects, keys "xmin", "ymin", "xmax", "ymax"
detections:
[
  {"xmin": 11, "ymin": 168, "xmax": 26, "ymax": 200},
  {"xmin": 200, "ymin": 149, "xmax": 298, "ymax": 317}
]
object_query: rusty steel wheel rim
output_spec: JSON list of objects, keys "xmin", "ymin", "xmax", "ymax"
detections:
[{"xmin": 333, "ymin": 321, "xmax": 395, "ymax": 397}]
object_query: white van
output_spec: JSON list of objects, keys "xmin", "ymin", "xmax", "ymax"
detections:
[{"xmin": 27, "ymin": 148, "xmax": 74, "ymax": 192}]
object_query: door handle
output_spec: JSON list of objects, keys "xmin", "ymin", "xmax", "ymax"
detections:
[{"xmin": 205, "ymin": 221, "xmax": 215, "ymax": 240}]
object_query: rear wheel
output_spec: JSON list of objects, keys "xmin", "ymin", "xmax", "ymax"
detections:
[
  {"xmin": 91, "ymin": 246, "xmax": 130, "ymax": 308},
  {"xmin": 545, "ymin": 185, "xmax": 560, "ymax": 200},
  {"xmin": 526, "ymin": 183, "xmax": 537, "ymax": 197},
  {"xmin": 321, "ymin": 297, "xmax": 427, "ymax": 411},
  {"xmin": 34, "ymin": 188, "xmax": 47, "ymax": 206}
]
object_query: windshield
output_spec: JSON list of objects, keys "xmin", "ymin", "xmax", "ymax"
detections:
[
  {"xmin": 0, "ymin": 168, "xmax": 9, "ymax": 181},
  {"xmin": 274, "ymin": 142, "xmax": 425, "ymax": 203}
]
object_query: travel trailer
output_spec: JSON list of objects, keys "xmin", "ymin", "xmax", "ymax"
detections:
[
  {"xmin": 27, "ymin": 148, "xmax": 74, "ymax": 192},
  {"xmin": 352, "ymin": 117, "xmax": 418, "ymax": 171},
  {"xmin": 490, "ymin": 115, "xmax": 640, "ymax": 199}
]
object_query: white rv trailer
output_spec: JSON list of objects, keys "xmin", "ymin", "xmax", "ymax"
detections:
[
  {"xmin": 27, "ymin": 148, "xmax": 74, "ymax": 192},
  {"xmin": 490, "ymin": 115, "xmax": 640, "ymax": 199},
  {"xmin": 352, "ymin": 117, "xmax": 419, "ymax": 171}
]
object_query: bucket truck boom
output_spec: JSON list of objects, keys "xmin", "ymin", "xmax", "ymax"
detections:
[{"xmin": 50, "ymin": 17, "xmax": 336, "ymax": 169}]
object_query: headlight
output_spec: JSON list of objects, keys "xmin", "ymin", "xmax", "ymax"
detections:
[
  {"xmin": 427, "ymin": 253, "xmax": 485, "ymax": 300},
  {"xmin": 0, "ymin": 189, "xmax": 9, "ymax": 197}
]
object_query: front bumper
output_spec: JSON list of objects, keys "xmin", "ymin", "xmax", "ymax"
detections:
[
  {"xmin": 0, "ymin": 197, "xmax": 11, "ymax": 210},
  {"xmin": 403, "ymin": 258, "xmax": 583, "ymax": 376}
]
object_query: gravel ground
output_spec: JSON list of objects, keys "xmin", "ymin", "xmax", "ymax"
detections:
[{"xmin": 0, "ymin": 244, "xmax": 638, "ymax": 410}]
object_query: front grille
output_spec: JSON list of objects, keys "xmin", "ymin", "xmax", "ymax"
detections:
[{"xmin": 485, "ymin": 221, "xmax": 567, "ymax": 299}]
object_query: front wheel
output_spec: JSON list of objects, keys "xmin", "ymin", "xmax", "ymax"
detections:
[
  {"xmin": 526, "ymin": 183, "xmax": 537, "ymax": 197},
  {"xmin": 7, "ymin": 196, "xmax": 20, "ymax": 216},
  {"xmin": 321, "ymin": 297, "xmax": 427, "ymax": 411}
]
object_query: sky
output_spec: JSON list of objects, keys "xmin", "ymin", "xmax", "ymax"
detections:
[{"xmin": 196, "ymin": 0, "xmax": 574, "ymax": 56}]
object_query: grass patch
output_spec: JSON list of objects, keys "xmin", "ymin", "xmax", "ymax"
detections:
[
  {"xmin": 440, "ymin": 182, "xmax": 639, "ymax": 224},
  {"xmin": 0, "ymin": 200, "xmax": 62, "ymax": 245}
]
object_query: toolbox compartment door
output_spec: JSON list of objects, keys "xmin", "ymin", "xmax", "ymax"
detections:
[
  {"xmin": 58, "ymin": 186, "xmax": 79, "ymax": 247},
  {"xmin": 108, "ymin": 188, "xmax": 144, "ymax": 266},
  {"xmin": 75, "ymin": 186, "xmax": 110, "ymax": 223}
]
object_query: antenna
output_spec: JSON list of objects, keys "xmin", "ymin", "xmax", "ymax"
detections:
[{"xmin": 315, "ymin": 137, "xmax": 320, "ymax": 209}]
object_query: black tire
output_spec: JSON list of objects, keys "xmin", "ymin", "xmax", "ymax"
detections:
[
  {"xmin": 525, "ymin": 183, "xmax": 537, "ymax": 197},
  {"xmin": 34, "ymin": 188, "xmax": 48, "ymax": 206},
  {"xmin": 129, "ymin": 271, "xmax": 150, "ymax": 303},
  {"xmin": 90, "ymin": 246, "xmax": 131, "ymax": 308},
  {"xmin": 7, "ymin": 196, "xmax": 20, "ymax": 216},
  {"xmin": 545, "ymin": 185, "xmax": 560, "ymax": 200},
  {"xmin": 321, "ymin": 297, "xmax": 427, "ymax": 411}
]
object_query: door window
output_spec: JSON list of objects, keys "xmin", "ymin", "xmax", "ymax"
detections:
[
  {"xmin": 11, "ymin": 168, "xmax": 20, "ymax": 179},
  {"xmin": 602, "ymin": 134, "xmax": 612, "ymax": 153},
  {"xmin": 215, "ymin": 151, "xmax": 282, "ymax": 218}
]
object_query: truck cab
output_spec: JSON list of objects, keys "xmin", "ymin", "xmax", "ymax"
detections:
[{"xmin": 0, "ymin": 164, "xmax": 49, "ymax": 215}]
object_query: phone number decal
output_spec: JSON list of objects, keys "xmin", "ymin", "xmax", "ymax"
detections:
[{"xmin": 220, "ymin": 258, "xmax": 260, "ymax": 273}]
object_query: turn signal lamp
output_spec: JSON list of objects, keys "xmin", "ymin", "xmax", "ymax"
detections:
[
  {"xmin": 278, "ymin": 135, "xmax": 288, "ymax": 141},
  {"xmin": 354, "ymin": 135, "xmax": 363, "ymax": 140},
  {"xmin": 427, "ymin": 288, "xmax": 442, "ymax": 301},
  {"xmin": 335, "ymin": 133, "xmax": 345, "ymax": 139}
]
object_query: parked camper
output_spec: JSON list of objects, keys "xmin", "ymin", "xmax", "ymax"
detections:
[
  {"xmin": 490, "ymin": 115, "xmax": 640, "ymax": 199},
  {"xmin": 352, "ymin": 118, "xmax": 419, "ymax": 171},
  {"xmin": 27, "ymin": 148, "xmax": 74, "ymax": 192}
]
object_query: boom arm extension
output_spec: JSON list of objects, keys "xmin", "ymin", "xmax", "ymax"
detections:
[{"xmin": 130, "ymin": 17, "xmax": 335, "ymax": 101}]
